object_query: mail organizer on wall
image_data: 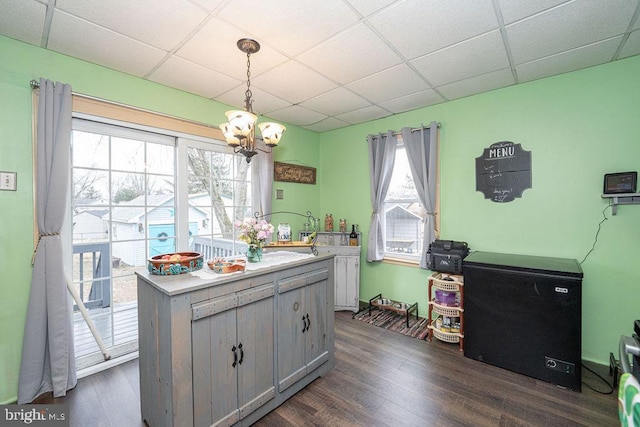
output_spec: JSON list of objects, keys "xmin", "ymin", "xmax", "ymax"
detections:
[{"xmin": 476, "ymin": 141, "xmax": 532, "ymax": 203}]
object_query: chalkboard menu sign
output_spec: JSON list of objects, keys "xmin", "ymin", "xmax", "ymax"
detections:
[{"xmin": 476, "ymin": 141, "xmax": 532, "ymax": 203}]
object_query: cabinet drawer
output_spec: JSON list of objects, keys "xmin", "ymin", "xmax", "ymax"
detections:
[
  {"xmin": 192, "ymin": 294, "xmax": 237, "ymax": 320},
  {"xmin": 278, "ymin": 268, "xmax": 329, "ymax": 294}
]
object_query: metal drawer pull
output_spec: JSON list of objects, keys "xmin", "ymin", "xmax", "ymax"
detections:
[
  {"xmin": 302, "ymin": 315, "xmax": 307, "ymax": 333},
  {"xmin": 306, "ymin": 313, "xmax": 310, "ymax": 332},
  {"xmin": 238, "ymin": 343, "xmax": 244, "ymax": 365}
]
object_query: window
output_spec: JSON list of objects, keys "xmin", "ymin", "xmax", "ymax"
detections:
[
  {"xmin": 382, "ymin": 140, "xmax": 425, "ymax": 263},
  {"xmin": 70, "ymin": 117, "xmax": 254, "ymax": 369},
  {"xmin": 182, "ymin": 138, "xmax": 253, "ymax": 260}
]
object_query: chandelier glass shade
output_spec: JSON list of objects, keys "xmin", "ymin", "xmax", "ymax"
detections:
[{"xmin": 219, "ymin": 39, "xmax": 286, "ymax": 162}]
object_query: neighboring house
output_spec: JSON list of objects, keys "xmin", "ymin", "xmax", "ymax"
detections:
[
  {"xmin": 385, "ymin": 204, "xmax": 423, "ymax": 253},
  {"xmin": 110, "ymin": 195, "xmax": 207, "ymax": 266},
  {"xmin": 73, "ymin": 209, "xmax": 108, "ymax": 242}
]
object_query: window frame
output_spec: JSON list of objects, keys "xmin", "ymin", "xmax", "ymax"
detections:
[{"xmin": 381, "ymin": 135, "xmax": 440, "ymax": 266}]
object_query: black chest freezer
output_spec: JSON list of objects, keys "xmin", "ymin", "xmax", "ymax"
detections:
[{"xmin": 463, "ymin": 251, "xmax": 583, "ymax": 391}]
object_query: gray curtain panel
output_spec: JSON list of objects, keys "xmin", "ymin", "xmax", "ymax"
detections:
[
  {"xmin": 18, "ymin": 78, "xmax": 76, "ymax": 403},
  {"xmin": 402, "ymin": 122, "xmax": 438, "ymax": 269},
  {"xmin": 252, "ymin": 139, "xmax": 273, "ymax": 222},
  {"xmin": 366, "ymin": 131, "xmax": 397, "ymax": 262}
]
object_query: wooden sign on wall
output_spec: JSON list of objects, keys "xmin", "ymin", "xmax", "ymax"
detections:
[
  {"xmin": 475, "ymin": 141, "xmax": 532, "ymax": 203},
  {"xmin": 274, "ymin": 162, "xmax": 317, "ymax": 185}
]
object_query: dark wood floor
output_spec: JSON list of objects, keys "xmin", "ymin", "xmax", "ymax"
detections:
[{"xmin": 42, "ymin": 311, "xmax": 618, "ymax": 426}]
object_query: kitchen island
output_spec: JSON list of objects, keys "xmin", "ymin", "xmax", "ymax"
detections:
[{"xmin": 136, "ymin": 251, "xmax": 335, "ymax": 427}]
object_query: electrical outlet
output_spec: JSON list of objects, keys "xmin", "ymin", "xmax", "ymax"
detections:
[
  {"xmin": 276, "ymin": 189, "xmax": 284, "ymax": 200},
  {"xmin": 0, "ymin": 172, "xmax": 17, "ymax": 191}
]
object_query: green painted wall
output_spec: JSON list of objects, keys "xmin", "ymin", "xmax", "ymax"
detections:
[
  {"xmin": 2, "ymin": 32, "xmax": 639, "ymax": 403},
  {"xmin": 0, "ymin": 35, "xmax": 319, "ymax": 403},
  {"xmin": 319, "ymin": 55, "xmax": 640, "ymax": 367}
]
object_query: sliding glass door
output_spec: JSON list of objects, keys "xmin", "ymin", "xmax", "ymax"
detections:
[{"xmin": 70, "ymin": 119, "xmax": 176, "ymax": 369}]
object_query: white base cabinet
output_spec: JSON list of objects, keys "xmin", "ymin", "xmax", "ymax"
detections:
[{"xmin": 137, "ymin": 254, "xmax": 335, "ymax": 427}]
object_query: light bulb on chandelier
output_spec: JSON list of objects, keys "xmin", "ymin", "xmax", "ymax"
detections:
[{"xmin": 219, "ymin": 38, "xmax": 286, "ymax": 163}]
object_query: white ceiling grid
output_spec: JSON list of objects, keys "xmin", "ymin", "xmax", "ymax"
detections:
[{"xmin": 1, "ymin": 0, "xmax": 639, "ymax": 132}]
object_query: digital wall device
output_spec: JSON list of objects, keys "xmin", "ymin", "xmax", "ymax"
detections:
[{"xmin": 603, "ymin": 172, "xmax": 637, "ymax": 194}]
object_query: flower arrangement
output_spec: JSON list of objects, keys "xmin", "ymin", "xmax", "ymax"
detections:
[{"xmin": 234, "ymin": 217, "xmax": 274, "ymax": 249}]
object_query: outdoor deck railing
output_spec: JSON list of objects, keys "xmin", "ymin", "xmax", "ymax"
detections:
[{"xmin": 192, "ymin": 236, "xmax": 247, "ymax": 260}]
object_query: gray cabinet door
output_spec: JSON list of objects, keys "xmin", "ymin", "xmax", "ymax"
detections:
[
  {"xmin": 305, "ymin": 278, "xmax": 329, "ymax": 372},
  {"xmin": 192, "ymin": 298, "xmax": 239, "ymax": 427},
  {"xmin": 277, "ymin": 284, "xmax": 307, "ymax": 392},
  {"xmin": 191, "ymin": 284, "xmax": 276, "ymax": 427},
  {"xmin": 236, "ymin": 285, "xmax": 276, "ymax": 420},
  {"xmin": 277, "ymin": 267, "xmax": 330, "ymax": 392}
]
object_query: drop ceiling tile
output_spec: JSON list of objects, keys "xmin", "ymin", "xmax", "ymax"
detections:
[
  {"xmin": 218, "ymin": 0, "xmax": 360, "ymax": 57},
  {"xmin": 368, "ymin": 0, "xmax": 498, "ymax": 59},
  {"xmin": 148, "ymin": 56, "xmax": 240, "ymax": 99},
  {"xmin": 177, "ymin": 17, "xmax": 288, "ymax": 79},
  {"xmin": 411, "ymin": 30, "xmax": 510, "ymax": 86},
  {"xmin": 345, "ymin": 0, "xmax": 399, "ymax": 17},
  {"xmin": 267, "ymin": 105, "xmax": 327, "ymax": 127},
  {"xmin": 56, "ymin": 0, "xmax": 207, "ymax": 51},
  {"xmin": 47, "ymin": 10, "xmax": 167, "ymax": 77},
  {"xmin": 300, "ymin": 88, "xmax": 371, "ymax": 116},
  {"xmin": 297, "ymin": 24, "xmax": 402, "ymax": 85},
  {"xmin": 378, "ymin": 89, "xmax": 445, "ymax": 114},
  {"xmin": 251, "ymin": 61, "xmax": 338, "ymax": 104},
  {"xmin": 517, "ymin": 37, "xmax": 623, "ymax": 83},
  {"xmin": 188, "ymin": 0, "xmax": 225, "ymax": 13},
  {"xmin": 619, "ymin": 30, "xmax": 640, "ymax": 59},
  {"xmin": 216, "ymin": 86, "xmax": 291, "ymax": 116},
  {"xmin": 302, "ymin": 117, "xmax": 351, "ymax": 132},
  {"xmin": 0, "ymin": 0, "xmax": 46, "ymax": 46},
  {"xmin": 496, "ymin": 0, "xmax": 570, "ymax": 25},
  {"xmin": 437, "ymin": 69, "xmax": 515, "ymax": 101},
  {"xmin": 335, "ymin": 105, "xmax": 391, "ymax": 125},
  {"xmin": 507, "ymin": 0, "xmax": 638, "ymax": 64},
  {"xmin": 346, "ymin": 64, "xmax": 429, "ymax": 103}
]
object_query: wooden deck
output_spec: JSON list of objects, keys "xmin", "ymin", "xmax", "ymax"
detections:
[{"xmin": 73, "ymin": 301, "xmax": 138, "ymax": 370}]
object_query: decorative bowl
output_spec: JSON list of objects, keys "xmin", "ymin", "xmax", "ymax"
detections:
[
  {"xmin": 207, "ymin": 258, "xmax": 246, "ymax": 274},
  {"xmin": 147, "ymin": 252, "xmax": 203, "ymax": 275}
]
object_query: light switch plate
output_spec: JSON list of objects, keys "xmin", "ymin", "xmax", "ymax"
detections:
[{"xmin": 0, "ymin": 172, "xmax": 17, "ymax": 191}]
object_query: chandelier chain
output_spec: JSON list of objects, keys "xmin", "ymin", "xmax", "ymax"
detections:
[{"xmin": 245, "ymin": 51, "xmax": 253, "ymax": 113}]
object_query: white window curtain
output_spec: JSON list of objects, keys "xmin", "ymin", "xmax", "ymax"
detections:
[
  {"xmin": 402, "ymin": 122, "xmax": 438, "ymax": 269},
  {"xmin": 366, "ymin": 131, "xmax": 397, "ymax": 262},
  {"xmin": 19, "ymin": 78, "xmax": 77, "ymax": 403},
  {"xmin": 252, "ymin": 139, "xmax": 274, "ymax": 221}
]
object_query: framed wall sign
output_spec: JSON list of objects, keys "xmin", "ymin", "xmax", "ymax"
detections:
[
  {"xmin": 274, "ymin": 162, "xmax": 317, "ymax": 185},
  {"xmin": 475, "ymin": 141, "xmax": 532, "ymax": 203}
]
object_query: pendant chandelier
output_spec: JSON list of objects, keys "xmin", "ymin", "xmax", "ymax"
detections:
[{"xmin": 219, "ymin": 38, "xmax": 286, "ymax": 163}]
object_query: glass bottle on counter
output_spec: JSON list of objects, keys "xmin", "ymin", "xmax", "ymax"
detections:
[
  {"xmin": 339, "ymin": 218, "xmax": 346, "ymax": 233},
  {"xmin": 349, "ymin": 224, "xmax": 358, "ymax": 246},
  {"xmin": 324, "ymin": 213, "xmax": 333, "ymax": 232}
]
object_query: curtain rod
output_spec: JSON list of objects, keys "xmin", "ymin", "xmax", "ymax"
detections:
[
  {"xmin": 367, "ymin": 123, "xmax": 441, "ymax": 139},
  {"xmin": 29, "ymin": 79, "xmax": 223, "ymax": 133}
]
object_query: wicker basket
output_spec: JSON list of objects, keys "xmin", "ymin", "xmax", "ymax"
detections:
[
  {"xmin": 429, "ymin": 318, "xmax": 463, "ymax": 343},
  {"xmin": 429, "ymin": 300, "xmax": 464, "ymax": 317},
  {"xmin": 430, "ymin": 272, "xmax": 463, "ymax": 291}
]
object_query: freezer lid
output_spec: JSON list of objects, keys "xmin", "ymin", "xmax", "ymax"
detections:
[{"xmin": 463, "ymin": 251, "xmax": 583, "ymax": 278}]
